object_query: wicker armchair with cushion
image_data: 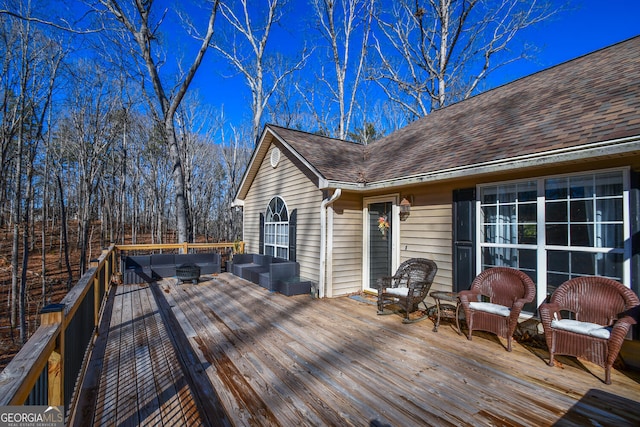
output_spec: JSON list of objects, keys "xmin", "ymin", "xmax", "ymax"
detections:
[
  {"xmin": 377, "ymin": 258, "xmax": 438, "ymax": 323},
  {"xmin": 459, "ymin": 267, "xmax": 536, "ymax": 352},
  {"xmin": 539, "ymin": 276, "xmax": 640, "ymax": 384}
]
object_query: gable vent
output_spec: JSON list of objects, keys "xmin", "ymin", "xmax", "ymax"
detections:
[{"xmin": 270, "ymin": 147, "xmax": 281, "ymax": 168}]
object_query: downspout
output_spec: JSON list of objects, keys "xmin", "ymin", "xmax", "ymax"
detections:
[{"xmin": 319, "ymin": 189, "xmax": 342, "ymax": 298}]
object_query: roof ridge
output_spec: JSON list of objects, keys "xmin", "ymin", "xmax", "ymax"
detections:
[{"xmin": 265, "ymin": 123, "xmax": 364, "ymax": 146}]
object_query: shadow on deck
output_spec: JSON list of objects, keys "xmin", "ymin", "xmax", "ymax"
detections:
[{"xmin": 73, "ymin": 273, "xmax": 640, "ymax": 426}]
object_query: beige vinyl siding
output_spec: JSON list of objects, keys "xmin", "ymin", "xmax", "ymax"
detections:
[
  {"xmin": 329, "ymin": 193, "xmax": 363, "ymax": 296},
  {"xmin": 243, "ymin": 144, "xmax": 323, "ymax": 282},
  {"xmin": 398, "ymin": 187, "xmax": 453, "ymax": 295}
]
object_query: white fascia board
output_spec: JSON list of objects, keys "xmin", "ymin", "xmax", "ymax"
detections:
[
  {"xmin": 324, "ymin": 136, "xmax": 640, "ymax": 191},
  {"xmin": 319, "ymin": 180, "xmax": 366, "ymax": 190}
]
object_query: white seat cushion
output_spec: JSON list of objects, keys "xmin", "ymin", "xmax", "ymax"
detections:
[
  {"xmin": 469, "ymin": 301, "xmax": 510, "ymax": 317},
  {"xmin": 551, "ymin": 319, "xmax": 611, "ymax": 339},
  {"xmin": 385, "ymin": 287, "xmax": 409, "ymax": 297}
]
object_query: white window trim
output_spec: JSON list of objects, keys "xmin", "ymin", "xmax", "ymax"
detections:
[
  {"xmin": 264, "ymin": 196, "xmax": 289, "ymax": 259},
  {"xmin": 476, "ymin": 167, "xmax": 631, "ymax": 309}
]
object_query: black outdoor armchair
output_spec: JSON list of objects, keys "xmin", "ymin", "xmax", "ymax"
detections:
[{"xmin": 377, "ymin": 258, "xmax": 438, "ymax": 323}]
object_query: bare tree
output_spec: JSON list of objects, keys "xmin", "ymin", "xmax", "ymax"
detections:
[
  {"xmin": 311, "ymin": 0, "xmax": 375, "ymax": 140},
  {"xmin": 1, "ymin": 0, "xmax": 64, "ymax": 342},
  {"xmin": 211, "ymin": 0, "xmax": 309, "ymax": 143},
  {"xmin": 57, "ymin": 62, "xmax": 119, "ymax": 275},
  {"xmin": 372, "ymin": 0, "xmax": 557, "ymax": 117},
  {"xmin": 97, "ymin": 0, "xmax": 220, "ymax": 244}
]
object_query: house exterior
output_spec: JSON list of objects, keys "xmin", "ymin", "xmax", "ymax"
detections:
[{"xmin": 233, "ymin": 36, "xmax": 640, "ymax": 315}]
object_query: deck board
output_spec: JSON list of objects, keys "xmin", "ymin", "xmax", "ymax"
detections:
[{"xmin": 76, "ymin": 273, "xmax": 640, "ymax": 426}]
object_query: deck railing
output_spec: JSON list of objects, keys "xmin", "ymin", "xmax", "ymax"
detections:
[{"xmin": 0, "ymin": 241, "xmax": 243, "ymax": 418}]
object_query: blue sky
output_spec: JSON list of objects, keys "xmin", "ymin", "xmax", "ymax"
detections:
[
  {"xmin": 189, "ymin": 0, "xmax": 640, "ymax": 133},
  {"xmin": 487, "ymin": 0, "xmax": 640, "ymax": 87}
]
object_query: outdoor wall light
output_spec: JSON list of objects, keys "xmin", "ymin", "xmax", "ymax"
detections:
[{"xmin": 399, "ymin": 196, "xmax": 411, "ymax": 221}]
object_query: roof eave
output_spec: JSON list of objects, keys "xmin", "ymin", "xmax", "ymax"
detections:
[{"xmin": 323, "ymin": 136, "xmax": 640, "ymax": 191}]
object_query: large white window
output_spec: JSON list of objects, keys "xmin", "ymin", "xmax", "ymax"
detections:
[
  {"xmin": 265, "ymin": 196, "xmax": 289, "ymax": 259},
  {"xmin": 479, "ymin": 169, "xmax": 628, "ymax": 307}
]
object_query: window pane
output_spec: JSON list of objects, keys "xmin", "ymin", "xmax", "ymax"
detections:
[
  {"xmin": 546, "ymin": 224, "xmax": 567, "ymax": 246},
  {"xmin": 569, "ymin": 175, "xmax": 594, "ymax": 198},
  {"xmin": 482, "ymin": 205, "xmax": 497, "ymax": 222},
  {"xmin": 596, "ymin": 172, "xmax": 623, "ymax": 196},
  {"xmin": 482, "ymin": 186, "xmax": 497, "ymax": 204},
  {"xmin": 482, "ymin": 247, "xmax": 537, "ymax": 276},
  {"xmin": 546, "ymin": 201, "xmax": 567, "ymax": 222},
  {"xmin": 280, "ymin": 225, "xmax": 289, "ymax": 245},
  {"xmin": 518, "ymin": 224, "xmax": 537, "ymax": 244},
  {"xmin": 499, "ymin": 205, "xmax": 516, "ymax": 219},
  {"xmin": 599, "ymin": 252, "xmax": 623, "ymax": 280},
  {"xmin": 277, "ymin": 247, "xmax": 288, "ymax": 259},
  {"xmin": 546, "ymin": 178, "xmax": 568, "ymax": 200},
  {"xmin": 266, "ymin": 198, "xmax": 277, "ymax": 221},
  {"xmin": 498, "ymin": 224, "xmax": 517, "ymax": 244},
  {"xmin": 570, "ymin": 200, "xmax": 593, "ymax": 222},
  {"xmin": 547, "ymin": 250, "xmax": 569, "ymax": 274},
  {"xmin": 265, "ymin": 224, "xmax": 274, "ymax": 244},
  {"xmin": 483, "ymin": 224, "xmax": 497, "ymax": 243},
  {"xmin": 571, "ymin": 252, "xmax": 595, "ymax": 275},
  {"xmin": 596, "ymin": 198, "xmax": 623, "ymax": 222},
  {"xmin": 483, "ymin": 247, "xmax": 519, "ymax": 268},
  {"xmin": 499, "ymin": 185, "xmax": 517, "ymax": 203},
  {"xmin": 519, "ymin": 249, "xmax": 537, "ymax": 270},
  {"xmin": 519, "ymin": 203, "xmax": 537, "ymax": 222},
  {"xmin": 518, "ymin": 182, "xmax": 538, "ymax": 202},
  {"xmin": 570, "ymin": 224, "xmax": 591, "ymax": 246},
  {"xmin": 598, "ymin": 224, "xmax": 623, "ymax": 248}
]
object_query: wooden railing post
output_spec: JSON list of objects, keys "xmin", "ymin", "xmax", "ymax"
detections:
[
  {"xmin": 90, "ymin": 257, "xmax": 101, "ymax": 328},
  {"xmin": 40, "ymin": 303, "xmax": 65, "ymax": 407}
]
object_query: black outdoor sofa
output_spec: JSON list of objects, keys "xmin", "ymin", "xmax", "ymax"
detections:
[{"xmin": 122, "ymin": 252, "xmax": 221, "ymax": 284}]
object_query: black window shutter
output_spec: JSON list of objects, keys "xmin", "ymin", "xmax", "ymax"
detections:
[
  {"xmin": 453, "ymin": 188, "xmax": 476, "ymax": 293},
  {"xmin": 289, "ymin": 209, "xmax": 297, "ymax": 261},
  {"xmin": 259, "ymin": 212, "xmax": 264, "ymax": 255}
]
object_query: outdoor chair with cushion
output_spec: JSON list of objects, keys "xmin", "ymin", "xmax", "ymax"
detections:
[
  {"xmin": 459, "ymin": 267, "xmax": 536, "ymax": 351},
  {"xmin": 377, "ymin": 258, "xmax": 438, "ymax": 323},
  {"xmin": 539, "ymin": 276, "xmax": 640, "ymax": 384}
]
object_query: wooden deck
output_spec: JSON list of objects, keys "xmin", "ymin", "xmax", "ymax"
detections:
[{"xmin": 75, "ymin": 273, "xmax": 640, "ymax": 426}]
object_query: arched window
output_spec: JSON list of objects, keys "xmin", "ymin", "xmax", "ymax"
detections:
[{"xmin": 264, "ymin": 196, "xmax": 289, "ymax": 259}]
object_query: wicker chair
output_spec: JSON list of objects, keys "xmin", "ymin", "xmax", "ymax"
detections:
[
  {"xmin": 539, "ymin": 276, "xmax": 640, "ymax": 384},
  {"xmin": 377, "ymin": 258, "xmax": 438, "ymax": 323},
  {"xmin": 459, "ymin": 267, "xmax": 536, "ymax": 352}
]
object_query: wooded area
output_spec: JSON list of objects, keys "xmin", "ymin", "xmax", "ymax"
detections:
[{"xmin": 0, "ymin": 0, "xmax": 557, "ymax": 361}]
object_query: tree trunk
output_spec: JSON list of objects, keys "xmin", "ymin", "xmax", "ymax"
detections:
[
  {"xmin": 10, "ymin": 117, "xmax": 23, "ymax": 334},
  {"xmin": 19, "ymin": 158, "xmax": 35, "ymax": 343},
  {"xmin": 57, "ymin": 174, "xmax": 73, "ymax": 289},
  {"xmin": 165, "ymin": 123, "xmax": 192, "ymax": 245}
]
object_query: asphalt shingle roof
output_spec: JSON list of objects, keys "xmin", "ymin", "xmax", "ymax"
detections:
[
  {"xmin": 270, "ymin": 36, "xmax": 640, "ymax": 185},
  {"xmin": 267, "ymin": 125, "xmax": 367, "ymax": 183}
]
